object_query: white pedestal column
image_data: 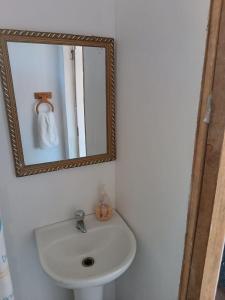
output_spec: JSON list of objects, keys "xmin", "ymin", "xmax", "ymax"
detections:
[{"xmin": 73, "ymin": 286, "xmax": 103, "ymax": 300}]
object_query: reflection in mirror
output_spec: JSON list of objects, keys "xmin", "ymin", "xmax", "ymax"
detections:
[
  {"xmin": 7, "ymin": 42, "xmax": 107, "ymax": 165},
  {"xmin": 217, "ymin": 245, "xmax": 225, "ymax": 299}
]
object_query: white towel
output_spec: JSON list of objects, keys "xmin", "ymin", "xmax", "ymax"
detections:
[
  {"xmin": 0, "ymin": 220, "xmax": 14, "ymax": 300},
  {"xmin": 37, "ymin": 112, "xmax": 59, "ymax": 149}
]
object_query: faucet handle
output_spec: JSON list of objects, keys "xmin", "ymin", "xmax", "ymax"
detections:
[{"xmin": 75, "ymin": 210, "xmax": 85, "ymax": 221}]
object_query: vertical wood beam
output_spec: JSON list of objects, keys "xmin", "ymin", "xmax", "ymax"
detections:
[{"xmin": 179, "ymin": 0, "xmax": 223, "ymax": 299}]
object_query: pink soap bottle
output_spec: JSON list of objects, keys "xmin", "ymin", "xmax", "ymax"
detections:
[{"xmin": 95, "ymin": 185, "xmax": 113, "ymax": 221}]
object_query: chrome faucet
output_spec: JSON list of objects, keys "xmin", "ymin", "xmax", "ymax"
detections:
[{"xmin": 75, "ymin": 210, "xmax": 87, "ymax": 233}]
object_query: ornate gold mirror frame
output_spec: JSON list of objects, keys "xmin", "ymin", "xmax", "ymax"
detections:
[{"xmin": 0, "ymin": 29, "xmax": 116, "ymax": 177}]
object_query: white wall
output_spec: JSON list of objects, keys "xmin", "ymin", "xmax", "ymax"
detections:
[
  {"xmin": 0, "ymin": 0, "xmax": 212, "ymax": 300},
  {"xmin": 0, "ymin": 1, "xmax": 115, "ymax": 300},
  {"xmin": 115, "ymin": 1, "xmax": 210, "ymax": 300}
]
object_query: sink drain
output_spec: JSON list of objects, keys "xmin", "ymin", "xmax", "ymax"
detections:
[{"xmin": 82, "ymin": 257, "xmax": 95, "ymax": 267}]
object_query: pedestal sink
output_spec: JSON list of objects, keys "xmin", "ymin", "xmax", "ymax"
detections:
[{"xmin": 35, "ymin": 211, "xmax": 136, "ymax": 300}]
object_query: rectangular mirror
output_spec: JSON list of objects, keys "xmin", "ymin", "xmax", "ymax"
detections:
[{"xmin": 0, "ymin": 29, "xmax": 116, "ymax": 176}]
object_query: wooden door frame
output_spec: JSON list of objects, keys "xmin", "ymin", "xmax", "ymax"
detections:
[
  {"xmin": 200, "ymin": 131, "xmax": 225, "ymax": 298},
  {"xmin": 179, "ymin": 0, "xmax": 224, "ymax": 299}
]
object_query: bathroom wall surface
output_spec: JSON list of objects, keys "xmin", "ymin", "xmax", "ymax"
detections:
[
  {"xmin": 115, "ymin": 0, "xmax": 210, "ymax": 299},
  {"xmin": 0, "ymin": 1, "xmax": 115, "ymax": 300}
]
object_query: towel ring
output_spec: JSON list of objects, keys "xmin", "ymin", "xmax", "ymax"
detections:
[
  {"xmin": 34, "ymin": 92, "xmax": 54, "ymax": 114},
  {"xmin": 35, "ymin": 100, "xmax": 54, "ymax": 114}
]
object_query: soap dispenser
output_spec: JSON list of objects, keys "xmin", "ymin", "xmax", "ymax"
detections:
[{"xmin": 95, "ymin": 185, "xmax": 113, "ymax": 221}]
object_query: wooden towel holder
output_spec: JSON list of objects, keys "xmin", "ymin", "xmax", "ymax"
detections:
[{"xmin": 34, "ymin": 92, "xmax": 54, "ymax": 113}]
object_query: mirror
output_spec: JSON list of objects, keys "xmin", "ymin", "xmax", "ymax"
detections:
[
  {"xmin": 0, "ymin": 29, "xmax": 115, "ymax": 176},
  {"xmin": 8, "ymin": 42, "xmax": 107, "ymax": 164}
]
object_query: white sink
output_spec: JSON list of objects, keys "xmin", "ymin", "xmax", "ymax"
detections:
[{"xmin": 35, "ymin": 211, "xmax": 136, "ymax": 300}]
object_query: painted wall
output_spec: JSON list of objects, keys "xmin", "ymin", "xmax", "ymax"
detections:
[
  {"xmin": 0, "ymin": 1, "xmax": 115, "ymax": 300},
  {"xmin": 115, "ymin": 0, "xmax": 210, "ymax": 300},
  {"xmin": 0, "ymin": 0, "xmax": 212, "ymax": 300}
]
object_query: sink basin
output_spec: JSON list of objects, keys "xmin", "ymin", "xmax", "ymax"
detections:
[{"xmin": 35, "ymin": 211, "xmax": 136, "ymax": 300}]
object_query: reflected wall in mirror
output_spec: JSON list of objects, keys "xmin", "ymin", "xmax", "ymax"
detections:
[{"xmin": 0, "ymin": 29, "xmax": 115, "ymax": 176}]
